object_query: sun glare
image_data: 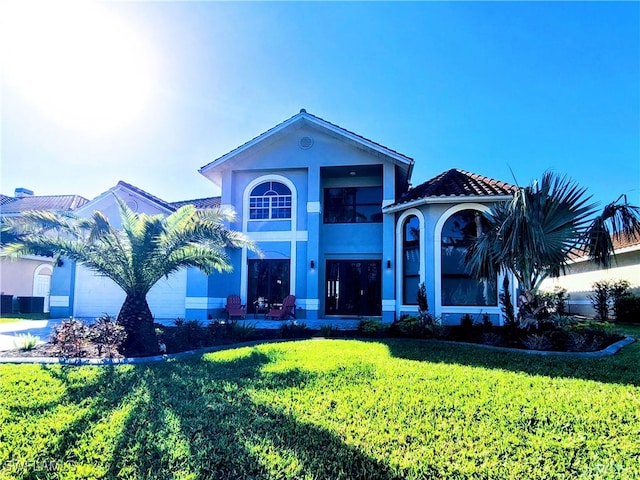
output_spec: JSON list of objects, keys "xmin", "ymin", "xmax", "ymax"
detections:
[{"xmin": 1, "ymin": 1, "xmax": 156, "ymax": 135}]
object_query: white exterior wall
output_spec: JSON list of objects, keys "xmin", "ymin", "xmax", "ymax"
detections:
[
  {"xmin": 540, "ymin": 248, "xmax": 640, "ymax": 316},
  {"xmin": 74, "ymin": 265, "xmax": 187, "ymax": 320}
]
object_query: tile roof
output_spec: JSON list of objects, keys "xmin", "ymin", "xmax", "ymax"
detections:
[
  {"xmin": 170, "ymin": 196, "xmax": 221, "ymax": 209},
  {"xmin": 391, "ymin": 169, "xmax": 517, "ymax": 207},
  {"xmin": 0, "ymin": 194, "xmax": 14, "ymax": 206},
  {"xmin": 117, "ymin": 179, "xmax": 222, "ymax": 212},
  {"xmin": 613, "ymin": 231, "xmax": 640, "ymax": 250},
  {"xmin": 116, "ymin": 181, "xmax": 177, "ymax": 212},
  {"xmin": 0, "ymin": 194, "xmax": 89, "ymax": 214}
]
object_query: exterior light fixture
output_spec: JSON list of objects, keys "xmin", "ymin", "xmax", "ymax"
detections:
[
  {"xmin": 349, "ymin": 171, "xmax": 357, "ymax": 176},
  {"xmin": 387, "ymin": 260, "xmax": 391, "ymax": 269},
  {"xmin": 310, "ymin": 260, "xmax": 315, "ymax": 269}
]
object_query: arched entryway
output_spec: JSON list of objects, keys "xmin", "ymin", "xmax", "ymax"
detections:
[{"xmin": 33, "ymin": 264, "xmax": 53, "ymax": 313}]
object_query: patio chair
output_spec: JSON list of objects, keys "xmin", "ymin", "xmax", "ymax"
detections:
[
  {"xmin": 225, "ymin": 294, "xmax": 246, "ymax": 320},
  {"xmin": 265, "ymin": 295, "xmax": 296, "ymax": 320}
]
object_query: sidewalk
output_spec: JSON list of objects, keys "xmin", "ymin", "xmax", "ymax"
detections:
[{"xmin": 0, "ymin": 319, "xmax": 65, "ymax": 351}]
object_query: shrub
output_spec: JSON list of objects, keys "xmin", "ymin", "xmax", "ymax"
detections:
[
  {"xmin": 13, "ymin": 333, "xmax": 39, "ymax": 351},
  {"xmin": 164, "ymin": 319, "xmax": 207, "ymax": 352},
  {"xmin": 51, "ymin": 318, "xmax": 91, "ymax": 358},
  {"xmin": 280, "ymin": 321, "xmax": 311, "ymax": 339},
  {"xmin": 615, "ymin": 294, "xmax": 640, "ymax": 323},
  {"xmin": 231, "ymin": 321, "xmax": 256, "ymax": 342},
  {"xmin": 589, "ymin": 279, "xmax": 634, "ymax": 322},
  {"xmin": 610, "ymin": 280, "xmax": 631, "ymax": 321},
  {"xmin": 358, "ymin": 318, "xmax": 386, "ymax": 337},
  {"xmin": 88, "ymin": 314, "xmax": 126, "ymax": 357},
  {"xmin": 553, "ymin": 286, "xmax": 569, "ymax": 316},
  {"xmin": 391, "ymin": 315, "xmax": 423, "ymax": 337},
  {"xmin": 480, "ymin": 332, "xmax": 502, "ymax": 346},
  {"xmin": 319, "ymin": 324, "xmax": 340, "ymax": 338},
  {"xmin": 564, "ymin": 331, "xmax": 589, "ymax": 352},
  {"xmin": 590, "ymin": 281, "xmax": 611, "ymax": 321},
  {"xmin": 521, "ymin": 333, "xmax": 553, "ymax": 351},
  {"xmin": 460, "ymin": 313, "xmax": 474, "ymax": 329}
]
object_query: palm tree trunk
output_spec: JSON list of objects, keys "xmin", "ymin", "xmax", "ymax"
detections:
[{"xmin": 117, "ymin": 294, "xmax": 158, "ymax": 356}]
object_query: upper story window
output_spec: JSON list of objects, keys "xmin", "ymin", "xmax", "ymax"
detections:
[
  {"xmin": 441, "ymin": 209, "xmax": 497, "ymax": 306},
  {"xmin": 249, "ymin": 181, "xmax": 292, "ymax": 220},
  {"xmin": 323, "ymin": 186, "xmax": 382, "ymax": 223}
]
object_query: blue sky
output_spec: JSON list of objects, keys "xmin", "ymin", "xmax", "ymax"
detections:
[{"xmin": 2, "ymin": 1, "xmax": 638, "ymax": 209}]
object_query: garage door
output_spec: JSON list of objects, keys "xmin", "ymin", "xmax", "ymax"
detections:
[{"xmin": 73, "ymin": 265, "xmax": 187, "ymax": 320}]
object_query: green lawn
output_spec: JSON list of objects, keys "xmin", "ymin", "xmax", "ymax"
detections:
[
  {"xmin": 0, "ymin": 313, "xmax": 50, "ymax": 322},
  {"xmin": 0, "ymin": 329, "xmax": 639, "ymax": 479}
]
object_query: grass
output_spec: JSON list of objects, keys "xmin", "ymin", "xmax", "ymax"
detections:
[
  {"xmin": 0, "ymin": 327, "xmax": 638, "ymax": 479},
  {"xmin": 0, "ymin": 313, "xmax": 50, "ymax": 322}
]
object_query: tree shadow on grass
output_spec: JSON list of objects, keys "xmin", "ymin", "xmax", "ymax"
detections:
[
  {"xmin": 378, "ymin": 337, "xmax": 640, "ymax": 387},
  {"xmin": 2, "ymin": 364, "xmax": 140, "ymax": 479},
  {"xmin": 8, "ymin": 349, "xmax": 400, "ymax": 479}
]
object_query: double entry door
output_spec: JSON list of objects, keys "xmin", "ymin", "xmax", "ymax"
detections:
[
  {"xmin": 247, "ymin": 259, "xmax": 290, "ymax": 314},
  {"xmin": 325, "ymin": 260, "xmax": 381, "ymax": 316},
  {"xmin": 247, "ymin": 258, "xmax": 382, "ymax": 317}
]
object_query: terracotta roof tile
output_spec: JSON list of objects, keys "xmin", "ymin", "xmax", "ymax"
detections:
[
  {"xmin": 0, "ymin": 194, "xmax": 89, "ymax": 214},
  {"xmin": 613, "ymin": 231, "xmax": 640, "ymax": 250},
  {"xmin": 170, "ymin": 197, "xmax": 221, "ymax": 209},
  {"xmin": 0, "ymin": 194, "xmax": 14, "ymax": 206},
  {"xmin": 392, "ymin": 169, "xmax": 517, "ymax": 206}
]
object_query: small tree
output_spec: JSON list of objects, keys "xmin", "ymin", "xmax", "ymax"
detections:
[
  {"xmin": 2, "ymin": 195, "xmax": 256, "ymax": 356},
  {"xmin": 499, "ymin": 276, "xmax": 517, "ymax": 327},
  {"xmin": 466, "ymin": 172, "xmax": 640, "ymax": 322},
  {"xmin": 417, "ymin": 282, "xmax": 437, "ymax": 327},
  {"xmin": 610, "ymin": 280, "xmax": 631, "ymax": 321},
  {"xmin": 590, "ymin": 281, "xmax": 611, "ymax": 321}
]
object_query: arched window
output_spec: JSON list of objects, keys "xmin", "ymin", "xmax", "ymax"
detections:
[
  {"xmin": 249, "ymin": 181, "xmax": 292, "ymax": 220},
  {"xmin": 403, "ymin": 215, "xmax": 420, "ymax": 304},
  {"xmin": 441, "ymin": 209, "xmax": 497, "ymax": 306}
]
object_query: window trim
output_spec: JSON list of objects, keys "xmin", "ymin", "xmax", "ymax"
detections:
[
  {"xmin": 434, "ymin": 204, "xmax": 502, "ymax": 316},
  {"xmin": 395, "ymin": 209, "xmax": 425, "ymax": 312},
  {"xmin": 248, "ymin": 181, "xmax": 292, "ymax": 221}
]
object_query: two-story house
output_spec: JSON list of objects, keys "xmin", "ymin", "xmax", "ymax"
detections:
[{"xmin": 45, "ymin": 110, "xmax": 519, "ymax": 326}]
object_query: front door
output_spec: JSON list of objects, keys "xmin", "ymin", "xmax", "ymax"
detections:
[
  {"xmin": 33, "ymin": 272, "xmax": 51, "ymax": 313},
  {"xmin": 247, "ymin": 259, "xmax": 290, "ymax": 314},
  {"xmin": 325, "ymin": 260, "xmax": 381, "ymax": 316}
]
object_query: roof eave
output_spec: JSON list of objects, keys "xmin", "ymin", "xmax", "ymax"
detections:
[
  {"xmin": 383, "ymin": 194, "xmax": 513, "ymax": 214},
  {"xmin": 199, "ymin": 112, "xmax": 414, "ymax": 176}
]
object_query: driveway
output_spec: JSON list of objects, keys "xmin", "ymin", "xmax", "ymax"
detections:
[{"xmin": 0, "ymin": 319, "xmax": 65, "ymax": 351}]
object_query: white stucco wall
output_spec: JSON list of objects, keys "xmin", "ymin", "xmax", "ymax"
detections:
[{"xmin": 540, "ymin": 249, "xmax": 640, "ymax": 316}]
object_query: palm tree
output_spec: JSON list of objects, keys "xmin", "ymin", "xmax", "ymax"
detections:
[
  {"xmin": 465, "ymin": 171, "xmax": 640, "ymax": 321},
  {"xmin": 2, "ymin": 196, "xmax": 256, "ymax": 355}
]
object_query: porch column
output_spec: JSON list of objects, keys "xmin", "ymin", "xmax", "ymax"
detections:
[
  {"xmin": 306, "ymin": 166, "xmax": 320, "ymax": 320},
  {"xmin": 382, "ymin": 163, "xmax": 396, "ymax": 323}
]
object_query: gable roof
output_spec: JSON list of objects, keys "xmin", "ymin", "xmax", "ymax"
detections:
[
  {"xmin": 0, "ymin": 194, "xmax": 89, "ymax": 215},
  {"xmin": 384, "ymin": 169, "xmax": 517, "ymax": 212},
  {"xmin": 114, "ymin": 181, "xmax": 178, "ymax": 212},
  {"xmin": 73, "ymin": 181, "xmax": 222, "ymax": 217},
  {"xmin": 199, "ymin": 109, "xmax": 414, "ymax": 188}
]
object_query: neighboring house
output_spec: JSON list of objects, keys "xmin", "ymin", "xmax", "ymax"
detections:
[
  {"xmin": 26, "ymin": 110, "xmax": 620, "ymax": 326},
  {"xmin": 48, "ymin": 181, "xmax": 220, "ymax": 320},
  {"xmin": 0, "ymin": 188, "xmax": 88, "ymax": 313},
  {"xmin": 540, "ymin": 233, "xmax": 640, "ymax": 316}
]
